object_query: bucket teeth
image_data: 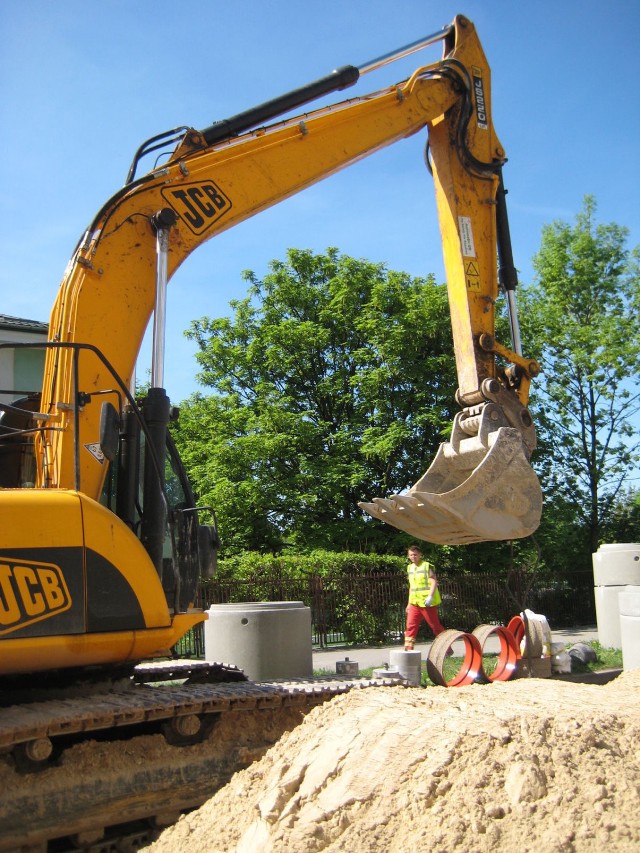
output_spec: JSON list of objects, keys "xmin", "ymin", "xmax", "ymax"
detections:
[{"xmin": 359, "ymin": 425, "xmax": 542, "ymax": 545}]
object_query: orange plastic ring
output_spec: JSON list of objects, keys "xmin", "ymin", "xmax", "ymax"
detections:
[
  {"xmin": 472, "ymin": 624, "xmax": 519, "ymax": 682},
  {"xmin": 427, "ymin": 628, "xmax": 483, "ymax": 687},
  {"xmin": 507, "ymin": 615, "xmax": 525, "ymax": 652}
]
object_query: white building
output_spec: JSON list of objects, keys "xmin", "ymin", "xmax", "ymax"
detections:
[{"xmin": 0, "ymin": 314, "xmax": 48, "ymax": 404}]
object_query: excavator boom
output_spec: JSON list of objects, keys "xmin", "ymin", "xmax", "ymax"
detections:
[{"xmin": 34, "ymin": 14, "xmax": 540, "ymax": 546}]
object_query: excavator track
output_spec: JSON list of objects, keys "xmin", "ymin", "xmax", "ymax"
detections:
[{"xmin": 0, "ymin": 662, "xmax": 402, "ymax": 852}]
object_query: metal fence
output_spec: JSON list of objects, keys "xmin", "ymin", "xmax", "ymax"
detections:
[{"xmin": 173, "ymin": 569, "xmax": 597, "ymax": 658}]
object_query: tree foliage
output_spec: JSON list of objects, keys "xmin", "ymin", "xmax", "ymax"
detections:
[
  {"xmin": 600, "ymin": 488, "xmax": 640, "ymax": 543},
  {"xmin": 171, "ymin": 199, "xmax": 640, "ymax": 571},
  {"xmin": 521, "ymin": 196, "xmax": 640, "ymax": 553},
  {"xmin": 173, "ymin": 248, "xmax": 457, "ymax": 554}
]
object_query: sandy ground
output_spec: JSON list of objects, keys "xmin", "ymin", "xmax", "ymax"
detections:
[{"xmin": 145, "ymin": 670, "xmax": 640, "ymax": 853}]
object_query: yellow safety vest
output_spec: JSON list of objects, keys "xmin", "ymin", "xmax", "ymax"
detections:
[{"xmin": 407, "ymin": 560, "xmax": 442, "ymax": 607}]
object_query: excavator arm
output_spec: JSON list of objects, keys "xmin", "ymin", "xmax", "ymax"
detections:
[{"xmin": 38, "ymin": 14, "xmax": 541, "ymax": 544}]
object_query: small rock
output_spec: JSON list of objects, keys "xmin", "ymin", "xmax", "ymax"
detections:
[
  {"xmin": 505, "ymin": 760, "xmax": 548, "ymax": 805},
  {"xmin": 568, "ymin": 643, "xmax": 597, "ymax": 664},
  {"xmin": 485, "ymin": 805, "xmax": 506, "ymax": 819}
]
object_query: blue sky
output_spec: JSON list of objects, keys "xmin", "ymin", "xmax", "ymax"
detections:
[{"xmin": 1, "ymin": 0, "xmax": 639, "ymax": 403}]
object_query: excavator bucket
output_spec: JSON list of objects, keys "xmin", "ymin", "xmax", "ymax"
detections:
[{"xmin": 359, "ymin": 406, "xmax": 542, "ymax": 545}]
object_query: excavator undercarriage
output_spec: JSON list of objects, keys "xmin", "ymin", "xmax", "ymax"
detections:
[{"xmin": 0, "ymin": 663, "xmax": 401, "ymax": 852}]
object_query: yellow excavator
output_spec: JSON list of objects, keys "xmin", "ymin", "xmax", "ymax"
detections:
[{"xmin": 0, "ymin": 14, "xmax": 541, "ymax": 846}]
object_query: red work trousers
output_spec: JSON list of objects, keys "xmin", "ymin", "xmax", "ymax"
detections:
[{"xmin": 404, "ymin": 603, "xmax": 445, "ymax": 650}]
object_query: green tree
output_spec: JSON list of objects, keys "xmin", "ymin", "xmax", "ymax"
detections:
[
  {"xmin": 521, "ymin": 196, "xmax": 640, "ymax": 554},
  {"xmin": 173, "ymin": 248, "xmax": 457, "ymax": 554},
  {"xmin": 601, "ymin": 488, "xmax": 640, "ymax": 543}
]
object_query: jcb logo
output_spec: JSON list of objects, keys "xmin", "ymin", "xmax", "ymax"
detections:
[
  {"xmin": 0, "ymin": 560, "xmax": 71, "ymax": 635},
  {"xmin": 472, "ymin": 66, "xmax": 488, "ymax": 130},
  {"xmin": 162, "ymin": 181, "xmax": 232, "ymax": 235}
]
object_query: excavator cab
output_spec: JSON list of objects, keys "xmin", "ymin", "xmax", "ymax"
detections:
[
  {"xmin": 0, "ymin": 340, "xmax": 218, "ymax": 618},
  {"xmin": 98, "ymin": 386, "xmax": 220, "ymax": 611}
]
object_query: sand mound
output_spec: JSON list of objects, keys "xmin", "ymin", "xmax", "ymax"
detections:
[{"xmin": 146, "ymin": 670, "xmax": 640, "ymax": 852}]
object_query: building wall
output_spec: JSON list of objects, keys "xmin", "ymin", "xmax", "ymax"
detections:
[{"xmin": 0, "ymin": 317, "xmax": 48, "ymax": 404}]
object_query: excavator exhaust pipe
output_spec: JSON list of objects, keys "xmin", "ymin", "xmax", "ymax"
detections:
[{"xmin": 359, "ymin": 403, "xmax": 542, "ymax": 545}]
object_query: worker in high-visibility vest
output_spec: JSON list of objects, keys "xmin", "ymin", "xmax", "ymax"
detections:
[{"xmin": 404, "ymin": 544, "xmax": 446, "ymax": 651}]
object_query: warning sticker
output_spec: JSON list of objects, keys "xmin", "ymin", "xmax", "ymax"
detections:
[
  {"xmin": 458, "ymin": 216, "xmax": 476, "ymax": 257},
  {"xmin": 84, "ymin": 443, "xmax": 105, "ymax": 464},
  {"xmin": 465, "ymin": 261, "xmax": 480, "ymax": 290}
]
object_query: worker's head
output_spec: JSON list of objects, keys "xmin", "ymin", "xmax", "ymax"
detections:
[{"xmin": 407, "ymin": 544, "xmax": 422, "ymax": 563}]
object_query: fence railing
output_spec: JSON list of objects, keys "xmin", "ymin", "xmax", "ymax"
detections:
[{"xmin": 172, "ymin": 569, "xmax": 596, "ymax": 659}]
